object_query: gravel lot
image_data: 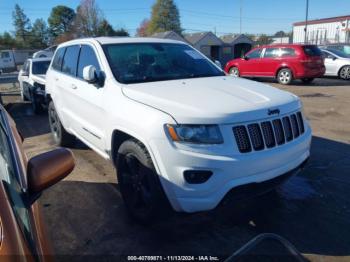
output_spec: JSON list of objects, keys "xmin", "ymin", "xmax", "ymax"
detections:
[{"xmin": 1, "ymin": 77, "xmax": 350, "ymax": 261}]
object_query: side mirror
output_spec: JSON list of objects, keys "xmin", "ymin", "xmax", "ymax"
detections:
[
  {"xmin": 83, "ymin": 65, "xmax": 98, "ymax": 83},
  {"xmin": 27, "ymin": 148, "xmax": 74, "ymax": 203},
  {"xmin": 214, "ymin": 60, "xmax": 222, "ymax": 69},
  {"xmin": 332, "ymin": 57, "xmax": 337, "ymax": 61},
  {"xmin": 243, "ymin": 56, "xmax": 249, "ymax": 60}
]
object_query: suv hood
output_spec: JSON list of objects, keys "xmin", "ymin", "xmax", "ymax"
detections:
[{"xmin": 122, "ymin": 76, "xmax": 301, "ymax": 124}]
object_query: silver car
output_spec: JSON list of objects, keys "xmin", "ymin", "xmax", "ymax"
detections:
[{"xmin": 321, "ymin": 49, "xmax": 350, "ymax": 80}]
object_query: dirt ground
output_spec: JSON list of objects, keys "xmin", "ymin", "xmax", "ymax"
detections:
[{"xmin": 1, "ymin": 76, "xmax": 350, "ymax": 261}]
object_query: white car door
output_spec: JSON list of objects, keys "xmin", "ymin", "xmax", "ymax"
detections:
[
  {"xmin": 18, "ymin": 60, "xmax": 31, "ymax": 99},
  {"xmin": 53, "ymin": 45, "xmax": 81, "ymax": 132},
  {"xmin": 322, "ymin": 51, "xmax": 339, "ymax": 76},
  {"xmin": 66, "ymin": 44, "xmax": 106, "ymax": 152}
]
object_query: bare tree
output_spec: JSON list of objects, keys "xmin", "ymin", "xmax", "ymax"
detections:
[{"xmin": 74, "ymin": 0, "xmax": 103, "ymax": 37}]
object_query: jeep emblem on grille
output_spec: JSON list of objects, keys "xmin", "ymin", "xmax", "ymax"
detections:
[{"xmin": 268, "ymin": 108, "xmax": 280, "ymax": 115}]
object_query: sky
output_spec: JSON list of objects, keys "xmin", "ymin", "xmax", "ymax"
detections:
[{"xmin": 1, "ymin": 0, "xmax": 350, "ymax": 36}]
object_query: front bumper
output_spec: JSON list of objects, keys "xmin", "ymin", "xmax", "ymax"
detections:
[{"xmin": 150, "ymin": 122, "xmax": 312, "ymax": 213}]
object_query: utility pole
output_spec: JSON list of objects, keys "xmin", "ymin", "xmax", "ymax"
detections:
[
  {"xmin": 304, "ymin": 0, "xmax": 309, "ymax": 43},
  {"xmin": 240, "ymin": 0, "xmax": 243, "ymax": 34}
]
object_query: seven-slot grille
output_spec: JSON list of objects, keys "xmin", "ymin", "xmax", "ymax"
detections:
[{"xmin": 233, "ymin": 112, "xmax": 305, "ymax": 153}]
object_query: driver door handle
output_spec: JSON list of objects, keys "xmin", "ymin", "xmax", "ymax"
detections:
[{"xmin": 71, "ymin": 84, "xmax": 77, "ymax": 90}]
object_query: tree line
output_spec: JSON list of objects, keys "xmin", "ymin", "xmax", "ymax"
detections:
[
  {"xmin": 0, "ymin": 0, "xmax": 129, "ymax": 49},
  {"xmin": 0, "ymin": 0, "xmax": 292, "ymax": 50}
]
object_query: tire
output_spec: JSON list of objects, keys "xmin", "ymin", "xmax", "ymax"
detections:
[
  {"xmin": 48, "ymin": 101, "xmax": 75, "ymax": 147},
  {"xmin": 229, "ymin": 67, "xmax": 240, "ymax": 77},
  {"xmin": 339, "ymin": 65, "xmax": 350, "ymax": 80},
  {"xmin": 277, "ymin": 68, "xmax": 293, "ymax": 85},
  {"xmin": 301, "ymin": 78, "xmax": 314, "ymax": 84},
  {"xmin": 117, "ymin": 139, "xmax": 170, "ymax": 224}
]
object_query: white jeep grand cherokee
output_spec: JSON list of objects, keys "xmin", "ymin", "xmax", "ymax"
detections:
[{"xmin": 46, "ymin": 37, "xmax": 311, "ymax": 222}]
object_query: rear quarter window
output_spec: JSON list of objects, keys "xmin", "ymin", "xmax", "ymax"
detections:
[
  {"xmin": 280, "ymin": 48, "xmax": 296, "ymax": 57},
  {"xmin": 303, "ymin": 46, "xmax": 322, "ymax": 56},
  {"xmin": 52, "ymin": 47, "xmax": 66, "ymax": 71}
]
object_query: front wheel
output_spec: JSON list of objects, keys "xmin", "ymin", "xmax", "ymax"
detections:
[
  {"xmin": 339, "ymin": 66, "xmax": 350, "ymax": 80},
  {"xmin": 277, "ymin": 68, "xmax": 293, "ymax": 85},
  {"xmin": 48, "ymin": 101, "xmax": 75, "ymax": 147},
  {"xmin": 229, "ymin": 67, "xmax": 240, "ymax": 77},
  {"xmin": 117, "ymin": 139, "xmax": 170, "ymax": 224},
  {"xmin": 301, "ymin": 78, "xmax": 314, "ymax": 84}
]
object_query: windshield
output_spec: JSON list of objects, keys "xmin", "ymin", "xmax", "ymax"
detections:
[
  {"xmin": 327, "ymin": 49, "xmax": 350, "ymax": 58},
  {"xmin": 32, "ymin": 61, "xmax": 51, "ymax": 75},
  {"xmin": 102, "ymin": 43, "xmax": 224, "ymax": 84}
]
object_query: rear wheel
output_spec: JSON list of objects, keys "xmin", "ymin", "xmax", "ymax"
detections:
[
  {"xmin": 301, "ymin": 78, "xmax": 314, "ymax": 84},
  {"xmin": 277, "ymin": 68, "xmax": 293, "ymax": 85},
  {"xmin": 48, "ymin": 101, "xmax": 75, "ymax": 147},
  {"xmin": 117, "ymin": 139, "xmax": 170, "ymax": 224},
  {"xmin": 229, "ymin": 67, "xmax": 240, "ymax": 77},
  {"xmin": 339, "ymin": 65, "xmax": 350, "ymax": 80}
]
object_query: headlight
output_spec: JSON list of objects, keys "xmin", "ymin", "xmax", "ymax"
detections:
[{"xmin": 166, "ymin": 124, "xmax": 223, "ymax": 144}]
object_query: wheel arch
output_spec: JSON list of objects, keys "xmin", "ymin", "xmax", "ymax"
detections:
[{"xmin": 110, "ymin": 129, "xmax": 161, "ymax": 175}]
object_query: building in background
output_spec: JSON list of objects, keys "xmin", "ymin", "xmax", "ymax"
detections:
[
  {"xmin": 152, "ymin": 31, "xmax": 187, "ymax": 43},
  {"xmin": 151, "ymin": 31, "xmax": 253, "ymax": 66},
  {"xmin": 184, "ymin": 32, "xmax": 223, "ymax": 62},
  {"xmin": 271, "ymin": 36, "xmax": 291, "ymax": 44},
  {"xmin": 220, "ymin": 34, "xmax": 254, "ymax": 65},
  {"xmin": 293, "ymin": 15, "xmax": 350, "ymax": 44}
]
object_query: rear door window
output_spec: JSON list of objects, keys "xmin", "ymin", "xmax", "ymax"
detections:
[
  {"xmin": 264, "ymin": 48, "xmax": 280, "ymax": 58},
  {"xmin": 62, "ymin": 45, "xmax": 80, "ymax": 76},
  {"xmin": 303, "ymin": 46, "xmax": 322, "ymax": 56},
  {"xmin": 52, "ymin": 47, "xmax": 66, "ymax": 71},
  {"xmin": 77, "ymin": 45, "xmax": 101, "ymax": 79},
  {"xmin": 280, "ymin": 48, "xmax": 296, "ymax": 57}
]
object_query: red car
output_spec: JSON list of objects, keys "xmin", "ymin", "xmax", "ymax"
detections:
[{"xmin": 224, "ymin": 44, "xmax": 325, "ymax": 85}]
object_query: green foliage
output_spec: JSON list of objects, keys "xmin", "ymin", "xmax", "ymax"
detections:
[
  {"xmin": 48, "ymin": 5, "xmax": 76, "ymax": 38},
  {"xmin": 96, "ymin": 19, "xmax": 129, "ymax": 37},
  {"xmin": 113, "ymin": 28, "xmax": 129, "ymax": 37},
  {"xmin": 274, "ymin": 31, "xmax": 287, "ymax": 37},
  {"xmin": 0, "ymin": 32, "xmax": 16, "ymax": 49},
  {"xmin": 147, "ymin": 0, "xmax": 182, "ymax": 35},
  {"xmin": 31, "ymin": 19, "xmax": 49, "ymax": 48},
  {"xmin": 12, "ymin": 4, "xmax": 31, "ymax": 43}
]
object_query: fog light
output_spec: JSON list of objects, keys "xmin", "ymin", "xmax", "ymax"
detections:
[{"xmin": 184, "ymin": 170, "xmax": 213, "ymax": 184}]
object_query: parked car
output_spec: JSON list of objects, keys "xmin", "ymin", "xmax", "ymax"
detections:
[
  {"xmin": 18, "ymin": 57, "xmax": 51, "ymax": 113},
  {"xmin": 46, "ymin": 37, "xmax": 311, "ymax": 223},
  {"xmin": 0, "ymin": 103, "xmax": 75, "ymax": 261},
  {"xmin": 225, "ymin": 44, "xmax": 325, "ymax": 85},
  {"xmin": 320, "ymin": 48, "xmax": 350, "ymax": 80},
  {"xmin": 0, "ymin": 50, "xmax": 33, "ymax": 74},
  {"xmin": 32, "ymin": 45, "xmax": 57, "ymax": 59},
  {"xmin": 319, "ymin": 43, "xmax": 350, "ymax": 55}
]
